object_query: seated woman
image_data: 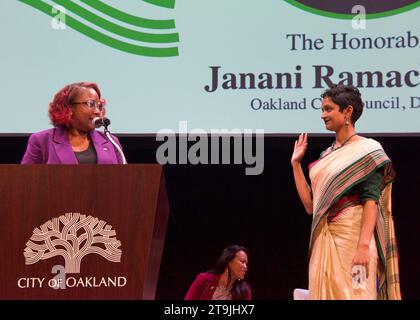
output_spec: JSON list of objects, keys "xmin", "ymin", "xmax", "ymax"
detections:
[
  {"xmin": 185, "ymin": 245, "xmax": 251, "ymax": 300},
  {"xmin": 21, "ymin": 82, "xmax": 123, "ymax": 164}
]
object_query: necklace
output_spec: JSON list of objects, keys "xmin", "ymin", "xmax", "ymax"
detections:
[{"xmin": 331, "ymin": 133, "xmax": 357, "ymax": 151}]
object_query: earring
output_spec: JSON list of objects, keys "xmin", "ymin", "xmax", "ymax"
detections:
[{"xmin": 345, "ymin": 118, "xmax": 349, "ymax": 126}]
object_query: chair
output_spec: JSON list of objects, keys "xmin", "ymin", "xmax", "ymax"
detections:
[{"xmin": 293, "ymin": 288, "xmax": 309, "ymax": 300}]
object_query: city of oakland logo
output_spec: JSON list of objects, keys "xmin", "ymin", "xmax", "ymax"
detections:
[
  {"xmin": 18, "ymin": 0, "xmax": 179, "ymax": 57},
  {"xmin": 285, "ymin": 0, "xmax": 419, "ymax": 19},
  {"xmin": 24, "ymin": 213, "xmax": 122, "ymax": 273}
]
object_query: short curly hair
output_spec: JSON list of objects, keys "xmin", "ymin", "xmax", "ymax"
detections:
[
  {"xmin": 48, "ymin": 82, "xmax": 101, "ymax": 127},
  {"xmin": 321, "ymin": 84, "xmax": 364, "ymax": 124}
]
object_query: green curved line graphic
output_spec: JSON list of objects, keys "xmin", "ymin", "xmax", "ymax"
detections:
[
  {"xmin": 19, "ymin": 0, "xmax": 178, "ymax": 57},
  {"xmin": 284, "ymin": 0, "xmax": 420, "ymax": 20},
  {"xmin": 50, "ymin": 0, "xmax": 178, "ymax": 43},
  {"xmin": 143, "ymin": 0, "xmax": 175, "ymax": 10},
  {"xmin": 79, "ymin": 0, "xmax": 175, "ymax": 29}
]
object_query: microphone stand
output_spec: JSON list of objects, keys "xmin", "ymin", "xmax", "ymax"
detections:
[{"xmin": 103, "ymin": 123, "xmax": 127, "ymax": 165}]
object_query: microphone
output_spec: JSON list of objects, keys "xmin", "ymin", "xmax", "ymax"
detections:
[
  {"xmin": 92, "ymin": 117, "xmax": 111, "ymax": 128},
  {"xmin": 92, "ymin": 116, "xmax": 127, "ymax": 164}
]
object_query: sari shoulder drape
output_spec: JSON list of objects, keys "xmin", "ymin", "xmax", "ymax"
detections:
[{"xmin": 309, "ymin": 138, "xmax": 392, "ymax": 238}]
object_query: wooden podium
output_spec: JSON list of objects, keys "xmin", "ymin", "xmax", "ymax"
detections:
[{"xmin": 0, "ymin": 164, "xmax": 169, "ymax": 299}]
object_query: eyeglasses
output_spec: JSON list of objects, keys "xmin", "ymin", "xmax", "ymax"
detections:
[{"xmin": 71, "ymin": 99, "xmax": 105, "ymax": 111}]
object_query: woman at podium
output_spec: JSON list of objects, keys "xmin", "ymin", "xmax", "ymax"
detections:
[
  {"xmin": 185, "ymin": 245, "xmax": 251, "ymax": 300},
  {"xmin": 21, "ymin": 82, "xmax": 124, "ymax": 164}
]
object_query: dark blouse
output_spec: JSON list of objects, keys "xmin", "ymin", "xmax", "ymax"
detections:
[
  {"xmin": 345, "ymin": 169, "xmax": 383, "ymax": 203},
  {"xmin": 74, "ymin": 142, "xmax": 97, "ymax": 164}
]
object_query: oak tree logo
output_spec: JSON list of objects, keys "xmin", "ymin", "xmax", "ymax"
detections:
[
  {"xmin": 24, "ymin": 213, "xmax": 122, "ymax": 273},
  {"xmin": 285, "ymin": 0, "xmax": 419, "ymax": 19}
]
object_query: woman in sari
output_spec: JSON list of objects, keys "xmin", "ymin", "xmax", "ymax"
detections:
[{"xmin": 291, "ymin": 84, "xmax": 401, "ymax": 300}]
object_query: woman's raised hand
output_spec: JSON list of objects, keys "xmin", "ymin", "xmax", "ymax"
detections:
[{"xmin": 291, "ymin": 133, "xmax": 308, "ymax": 165}]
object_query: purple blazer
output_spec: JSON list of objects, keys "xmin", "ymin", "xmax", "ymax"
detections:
[
  {"xmin": 21, "ymin": 127, "xmax": 123, "ymax": 164},
  {"xmin": 184, "ymin": 272, "xmax": 251, "ymax": 300}
]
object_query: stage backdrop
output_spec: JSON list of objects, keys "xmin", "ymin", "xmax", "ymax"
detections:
[{"xmin": 1, "ymin": 0, "xmax": 419, "ymax": 133}]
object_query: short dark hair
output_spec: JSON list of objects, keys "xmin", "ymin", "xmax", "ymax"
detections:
[{"xmin": 321, "ymin": 84, "xmax": 364, "ymax": 124}]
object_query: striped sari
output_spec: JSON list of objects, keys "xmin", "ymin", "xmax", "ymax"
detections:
[{"xmin": 308, "ymin": 138, "xmax": 401, "ymax": 300}]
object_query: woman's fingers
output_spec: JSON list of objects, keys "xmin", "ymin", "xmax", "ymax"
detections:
[
  {"xmin": 298, "ymin": 133, "xmax": 307, "ymax": 146},
  {"xmin": 293, "ymin": 134, "xmax": 308, "ymax": 161}
]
